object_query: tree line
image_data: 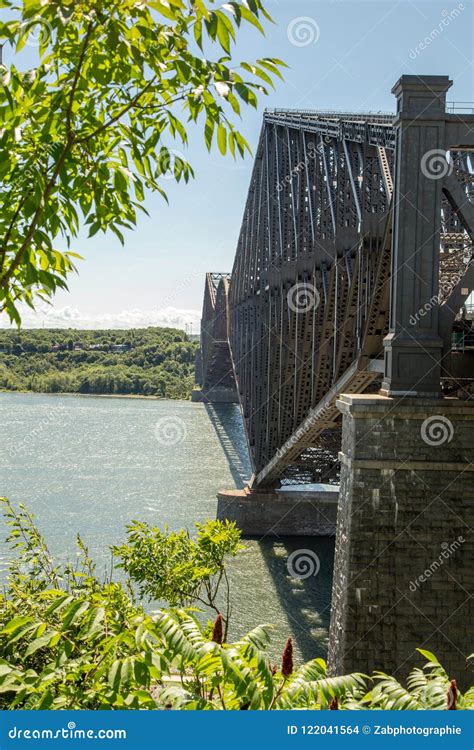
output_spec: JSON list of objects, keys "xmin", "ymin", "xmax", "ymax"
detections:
[{"xmin": 0, "ymin": 328, "xmax": 197, "ymax": 400}]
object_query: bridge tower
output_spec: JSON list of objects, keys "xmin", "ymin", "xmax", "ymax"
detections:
[
  {"xmin": 328, "ymin": 76, "xmax": 474, "ymax": 686},
  {"xmin": 192, "ymin": 273, "xmax": 239, "ymax": 403}
]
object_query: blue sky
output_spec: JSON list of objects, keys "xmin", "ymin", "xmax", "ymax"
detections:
[{"xmin": 4, "ymin": 0, "xmax": 473, "ymax": 330}]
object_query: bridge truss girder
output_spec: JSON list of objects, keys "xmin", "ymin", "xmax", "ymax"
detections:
[
  {"xmin": 228, "ymin": 109, "xmax": 395, "ymax": 485},
  {"xmin": 228, "ymin": 80, "xmax": 474, "ymax": 488},
  {"xmin": 196, "ymin": 77, "xmax": 474, "ymax": 488},
  {"xmin": 198, "ymin": 272, "xmax": 235, "ymax": 393}
]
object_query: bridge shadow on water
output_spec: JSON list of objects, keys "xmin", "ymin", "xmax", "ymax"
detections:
[
  {"xmin": 256, "ymin": 536, "xmax": 335, "ymax": 663},
  {"xmin": 203, "ymin": 402, "xmax": 335, "ymax": 662},
  {"xmin": 204, "ymin": 403, "xmax": 252, "ymax": 489}
]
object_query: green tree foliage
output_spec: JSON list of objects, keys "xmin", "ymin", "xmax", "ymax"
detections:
[
  {"xmin": 114, "ymin": 518, "xmax": 243, "ymax": 638},
  {"xmin": 0, "ymin": 0, "xmax": 284, "ymax": 323},
  {"xmin": 1, "ymin": 499, "xmax": 473, "ymax": 710},
  {"xmin": 0, "ymin": 326, "xmax": 197, "ymax": 398}
]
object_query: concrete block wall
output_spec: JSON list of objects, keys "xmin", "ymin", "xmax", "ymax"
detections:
[
  {"xmin": 217, "ymin": 486, "xmax": 339, "ymax": 537},
  {"xmin": 328, "ymin": 394, "xmax": 474, "ymax": 688},
  {"xmin": 191, "ymin": 386, "xmax": 239, "ymax": 403}
]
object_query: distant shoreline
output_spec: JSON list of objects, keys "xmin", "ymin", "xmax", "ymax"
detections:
[{"xmin": 0, "ymin": 389, "xmax": 192, "ymax": 402}]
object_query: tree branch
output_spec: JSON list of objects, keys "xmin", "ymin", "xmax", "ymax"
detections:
[
  {"xmin": 0, "ymin": 21, "xmax": 95, "ymax": 288},
  {"xmin": 66, "ymin": 20, "xmax": 95, "ymax": 135},
  {"xmin": 0, "ymin": 136, "xmax": 75, "ymax": 289},
  {"xmin": 0, "ymin": 193, "xmax": 30, "ymax": 274},
  {"xmin": 77, "ymin": 77, "xmax": 158, "ymax": 144},
  {"xmin": 77, "ymin": 85, "xmax": 193, "ymax": 145}
]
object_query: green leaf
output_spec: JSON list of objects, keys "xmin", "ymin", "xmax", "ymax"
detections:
[
  {"xmin": 217, "ymin": 123, "xmax": 227, "ymax": 155},
  {"xmin": 417, "ymin": 649, "xmax": 441, "ymax": 665},
  {"xmin": 24, "ymin": 631, "xmax": 53, "ymax": 657},
  {"xmin": 1, "ymin": 615, "xmax": 33, "ymax": 636},
  {"xmin": 61, "ymin": 600, "xmax": 90, "ymax": 631},
  {"xmin": 204, "ymin": 119, "xmax": 214, "ymax": 151}
]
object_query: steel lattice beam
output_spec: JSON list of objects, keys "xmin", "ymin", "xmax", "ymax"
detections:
[{"xmin": 197, "ymin": 79, "xmax": 474, "ymax": 487}]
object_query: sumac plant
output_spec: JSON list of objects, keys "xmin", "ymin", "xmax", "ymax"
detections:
[
  {"xmin": 0, "ymin": 498, "xmax": 473, "ymax": 710},
  {"xmin": 113, "ymin": 518, "xmax": 243, "ymax": 638}
]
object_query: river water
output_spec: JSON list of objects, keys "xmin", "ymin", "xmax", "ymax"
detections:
[{"xmin": 0, "ymin": 392, "xmax": 334, "ymax": 664}]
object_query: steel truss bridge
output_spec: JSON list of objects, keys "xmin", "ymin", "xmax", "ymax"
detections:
[{"xmin": 196, "ymin": 76, "xmax": 474, "ymax": 490}]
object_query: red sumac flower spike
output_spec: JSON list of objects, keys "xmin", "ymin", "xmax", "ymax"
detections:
[
  {"xmin": 212, "ymin": 613, "xmax": 224, "ymax": 645},
  {"xmin": 281, "ymin": 636, "xmax": 293, "ymax": 678}
]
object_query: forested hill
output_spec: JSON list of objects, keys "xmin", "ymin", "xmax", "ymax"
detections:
[{"xmin": 0, "ymin": 328, "xmax": 198, "ymax": 400}]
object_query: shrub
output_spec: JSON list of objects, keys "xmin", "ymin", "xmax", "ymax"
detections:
[{"xmin": 0, "ymin": 499, "xmax": 472, "ymax": 710}]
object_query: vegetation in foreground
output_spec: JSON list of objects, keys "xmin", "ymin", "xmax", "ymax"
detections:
[
  {"xmin": 0, "ymin": 499, "xmax": 472, "ymax": 711},
  {"xmin": 0, "ymin": 1, "xmax": 284, "ymax": 324},
  {"xmin": 0, "ymin": 327, "xmax": 197, "ymax": 399}
]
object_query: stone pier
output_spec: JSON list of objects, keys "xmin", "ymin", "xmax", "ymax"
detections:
[
  {"xmin": 328, "ymin": 394, "xmax": 474, "ymax": 687},
  {"xmin": 191, "ymin": 385, "xmax": 239, "ymax": 403},
  {"xmin": 217, "ymin": 483, "xmax": 339, "ymax": 537}
]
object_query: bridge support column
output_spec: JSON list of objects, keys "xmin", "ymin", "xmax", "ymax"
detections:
[
  {"xmin": 382, "ymin": 75, "xmax": 453, "ymax": 397},
  {"xmin": 328, "ymin": 394, "xmax": 474, "ymax": 687}
]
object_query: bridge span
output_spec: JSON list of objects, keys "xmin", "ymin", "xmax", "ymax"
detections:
[
  {"xmin": 197, "ymin": 74, "xmax": 473, "ymax": 489},
  {"xmin": 194, "ymin": 75, "xmax": 474, "ymax": 685}
]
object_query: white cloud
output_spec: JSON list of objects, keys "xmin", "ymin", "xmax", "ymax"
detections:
[{"xmin": 0, "ymin": 305, "xmax": 201, "ymax": 332}]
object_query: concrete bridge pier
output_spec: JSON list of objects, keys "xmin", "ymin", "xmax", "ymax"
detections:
[
  {"xmin": 217, "ymin": 484, "xmax": 339, "ymax": 537},
  {"xmin": 328, "ymin": 75, "xmax": 474, "ymax": 687},
  {"xmin": 191, "ymin": 385, "xmax": 239, "ymax": 403},
  {"xmin": 328, "ymin": 394, "xmax": 474, "ymax": 687}
]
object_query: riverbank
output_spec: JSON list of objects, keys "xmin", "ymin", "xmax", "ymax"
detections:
[
  {"xmin": 0, "ymin": 389, "xmax": 177, "ymax": 401},
  {"xmin": 0, "ymin": 326, "xmax": 197, "ymax": 400}
]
